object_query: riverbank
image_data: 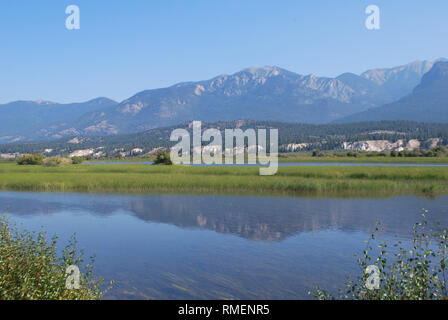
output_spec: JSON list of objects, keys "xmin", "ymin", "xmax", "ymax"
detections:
[{"xmin": 0, "ymin": 162, "xmax": 447, "ymax": 197}]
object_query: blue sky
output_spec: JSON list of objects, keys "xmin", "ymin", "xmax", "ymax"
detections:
[{"xmin": 0, "ymin": 0, "xmax": 446, "ymax": 104}]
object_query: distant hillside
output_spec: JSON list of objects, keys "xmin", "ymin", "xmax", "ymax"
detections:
[
  {"xmin": 1, "ymin": 120, "xmax": 446, "ymax": 157},
  {"xmin": 0, "ymin": 98, "xmax": 118, "ymax": 143},
  {"xmin": 336, "ymin": 61, "xmax": 448, "ymax": 123},
  {"xmin": 360, "ymin": 59, "xmax": 436, "ymax": 101}
]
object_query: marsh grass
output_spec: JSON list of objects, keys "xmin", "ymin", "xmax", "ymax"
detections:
[{"xmin": 0, "ymin": 162, "xmax": 447, "ymax": 197}]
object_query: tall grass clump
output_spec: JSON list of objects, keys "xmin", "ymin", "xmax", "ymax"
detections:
[
  {"xmin": 311, "ymin": 212, "xmax": 448, "ymax": 300},
  {"xmin": 0, "ymin": 216, "xmax": 108, "ymax": 300},
  {"xmin": 42, "ymin": 157, "xmax": 72, "ymax": 167}
]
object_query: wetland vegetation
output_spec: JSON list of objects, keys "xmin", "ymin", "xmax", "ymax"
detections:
[{"xmin": 0, "ymin": 161, "xmax": 447, "ymax": 197}]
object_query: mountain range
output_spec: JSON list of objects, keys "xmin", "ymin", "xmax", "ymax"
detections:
[
  {"xmin": 336, "ymin": 60, "xmax": 448, "ymax": 123},
  {"xmin": 0, "ymin": 98, "xmax": 117, "ymax": 143},
  {"xmin": 0, "ymin": 58, "xmax": 446, "ymax": 143}
]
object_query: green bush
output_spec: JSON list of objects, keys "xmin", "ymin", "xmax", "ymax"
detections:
[
  {"xmin": 346, "ymin": 152, "xmax": 358, "ymax": 158},
  {"xmin": 71, "ymin": 156, "xmax": 84, "ymax": 165},
  {"xmin": 42, "ymin": 157, "xmax": 62, "ymax": 167},
  {"xmin": 153, "ymin": 150, "xmax": 173, "ymax": 165},
  {"xmin": 434, "ymin": 146, "xmax": 447, "ymax": 154},
  {"xmin": 17, "ymin": 154, "xmax": 45, "ymax": 165},
  {"xmin": 312, "ymin": 149, "xmax": 323, "ymax": 157},
  {"xmin": 0, "ymin": 216, "xmax": 109, "ymax": 300},
  {"xmin": 311, "ymin": 212, "xmax": 448, "ymax": 300}
]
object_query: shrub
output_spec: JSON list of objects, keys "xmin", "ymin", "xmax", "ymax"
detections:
[
  {"xmin": 0, "ymin": 216, "xmax": 109, "ymax": 300},
  {"xmin": 312, "ymin": 149, "xmax": 323, "ymax": 157},
  {"xmin": 42, "ymin": 157, "xmax": 72, "ymax": 167},
  {"xmin": 153, "ymin": 151, "xmax": 173, "ymax": 165},
  {"xmin": 17, "ymin": 154, "xmax": 45, "ymax": 165},
  {"xmin": 42, "ymin": 157, "xmax": 62, "ymax": 167},
  {"xmin": 71, "ymin": 156, "xmax": 84, "ymax": 165},
  {"xmin": 425, "ymin": 150, "xmax": 437, "ymax": 157},
  {"xmin": 311, "ymin": 212, "xmax": 448, "ymax": 300}
]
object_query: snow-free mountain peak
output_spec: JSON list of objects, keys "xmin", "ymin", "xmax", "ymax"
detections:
[{"xmin": 1, "ymin": 58, "xmax": 446, "ymax": 143}]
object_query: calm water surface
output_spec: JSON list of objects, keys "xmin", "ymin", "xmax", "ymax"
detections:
[
  {"xmin": 1, "ymin": 191, "xmax": 448, "ymax": 299},
  {"xmin": 85, "ymin": 162, "xmax": 448, "ymax": 167}
]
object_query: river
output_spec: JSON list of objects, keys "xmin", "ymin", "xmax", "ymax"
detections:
[{"xmin": 1, "ymin": 191, "xmax": 447, "ymax": 299}]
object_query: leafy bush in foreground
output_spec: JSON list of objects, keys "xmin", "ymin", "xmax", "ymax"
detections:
[
  {"xmin": 17, "ymin": 154, "xmax": 45, "ymax": 165},
  {"xmin": 311, "ymin": 212, "xmax": 448, "ymax": 300},
  {"xmin": 0, "ymin": 217, "xmax": 108, "ymax": 300}
]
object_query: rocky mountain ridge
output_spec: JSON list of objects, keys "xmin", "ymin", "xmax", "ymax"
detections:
[{"xmin": 0, "ymin": 58, "xmax": 444, "ymax": 143}]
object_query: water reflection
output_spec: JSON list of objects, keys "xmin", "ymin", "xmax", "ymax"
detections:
[
  {"xmin": 1, "ymin": 192, "xmax": 447, "ymax": 242},
  {"xmin": 2, "ymin": 192, "xmax": 448, "ymax": 299}
]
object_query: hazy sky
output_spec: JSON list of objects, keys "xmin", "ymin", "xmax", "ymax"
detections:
[{"xmin": 0, "ymin": 0, "xmax": 446, "ymax": 104}]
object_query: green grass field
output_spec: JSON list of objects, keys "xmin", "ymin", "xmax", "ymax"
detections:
[{"xmin": 0, "ymin": 162, "xmax": 447, "ymax": 197}]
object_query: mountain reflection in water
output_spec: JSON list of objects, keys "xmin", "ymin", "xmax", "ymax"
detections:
[
  {"xmin": 2, "ymin": 191, "xmax": 448, "ymax": 299},
  {"xmin": 1, "ymin": 192, "xmax": 447, "ymax": 242}
]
